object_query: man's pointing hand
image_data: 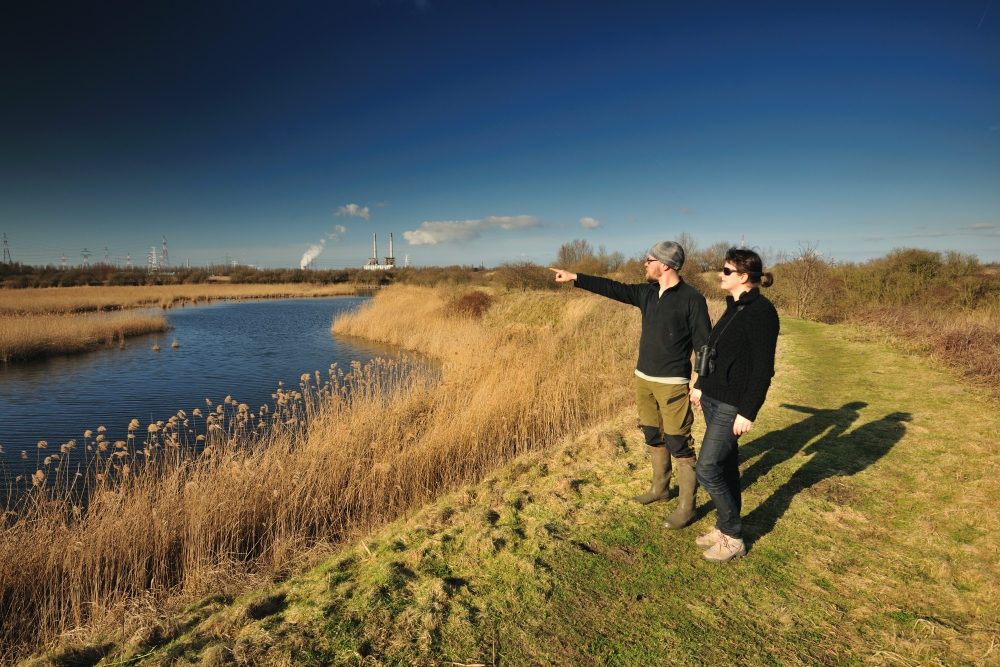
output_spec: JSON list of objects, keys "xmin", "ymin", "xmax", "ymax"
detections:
[{"xmin": 549, "ymin": 268, "xmax": 578, "ymax": 283}]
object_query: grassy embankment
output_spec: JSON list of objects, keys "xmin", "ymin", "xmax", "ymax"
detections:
[
  {"xmin": 0, "ymin": 283, "xmax": 356, "ymax": 362},
  {"xmin": 14, "ymin": 285, "xmax": 1000, "ymax": 666},
  {"xmin": 3, "ymin": 284, "xmax": 641, "ymax": 665}
]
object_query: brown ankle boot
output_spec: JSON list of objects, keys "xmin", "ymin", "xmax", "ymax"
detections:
[
  {"xmin": 663, "ymin": 456, "xmax": 697, "ymax": 529},
  {"xmin": 631, "ymin": 446, "xmax": 672, "ymax": 504}
]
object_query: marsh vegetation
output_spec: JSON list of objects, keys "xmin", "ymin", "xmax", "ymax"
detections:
[
  {"xmin": 4, "ymin": 246, "xmax": 1000, "ymax": 664},
  {"xmin": 0, "ymin": 283, "xmax": 356, "ymax": 362},
  {"xmin": 0, "ymin": 285, "xmax": 642, "ymax": 663}
]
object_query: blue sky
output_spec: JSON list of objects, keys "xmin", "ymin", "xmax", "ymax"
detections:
[{"xmin": 2, "ymin": 1, "xmax": 998, "ymax": 269}]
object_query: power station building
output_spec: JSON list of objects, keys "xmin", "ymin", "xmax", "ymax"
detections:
[{"xmin": 363, "ymin": 233, "xmax": 396, "ymax": 270}]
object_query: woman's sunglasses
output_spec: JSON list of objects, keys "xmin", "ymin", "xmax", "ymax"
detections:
[{"xmin": 718, "ymin": 267, "xmax": 740, "ymax": 276}]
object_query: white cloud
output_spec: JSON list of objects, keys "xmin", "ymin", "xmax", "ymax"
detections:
[
  {"xmin": 374, "ymin": 201, "xmax": 391, "ymax": 208},
  {"xmin": 681, "ymin": 207, "xmax": 694, "ymax": 215},
  {"xmin": 864, "ymin": 235, "xmax": 884, "ymax": 241},
  {"xmin": 991, "ymin": 125, "xmax": 1000, "ymax": 131},
  {"xmin": 580, "ymin": 217, "xmax": 601, "ymax": 229},
  {"xmin": 326, "ymin": 225, "xmax": 347, "ymax": 242},
  {"xmin": 957, "ymin": 222, "xmax": 1000, "ymax": 236},
  {"xmin": 334, "ymin": 204, "xmax": 371, "ymax": 221},
  {"xmin": 896, "ymin": 232, "xmax": 949, "ymax": 238},
  {"xmin": 403, "ymin": 215, "xmax": 541, "ymax": 245}
]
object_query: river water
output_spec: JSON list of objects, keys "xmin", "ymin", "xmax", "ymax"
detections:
[{"xmin": 0, "ymin": 297, "xmax": 397, "ymax": 474}]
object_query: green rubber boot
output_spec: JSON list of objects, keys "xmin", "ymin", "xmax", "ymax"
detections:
[
  {"xmin": 663, "ymin": 456, "xmax": 697, "ymax": 529},
  {"xmin": 631, "ymin": 446, "xmax": 672, "ymax": 505}
]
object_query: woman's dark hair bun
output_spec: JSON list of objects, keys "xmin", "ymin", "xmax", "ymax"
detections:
[{"xmin": 724, "ymin": 247, "xmax": 774, "ymax": 287}]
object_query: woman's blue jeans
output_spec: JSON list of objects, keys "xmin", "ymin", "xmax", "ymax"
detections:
[{"xmin": 695, "ymin": 395, "xmax": 743, "ymax": 539}]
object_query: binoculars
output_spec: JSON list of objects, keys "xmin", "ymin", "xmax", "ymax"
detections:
[{"xmin": 695, "ymin": 344, "xmax": 716, "ymax": 377}]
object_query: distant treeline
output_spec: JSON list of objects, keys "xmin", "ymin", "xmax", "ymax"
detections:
[
  {"xmin": 546, "ymin": 239, "xmax": 1000, "ymax": 320},
  {"xmin": 5, "ymin": 244, "xmax": 999, "ymax": 319},
  {"xmin": 0, "ymin": 261, "xmax": 557, "ymax": 291}
]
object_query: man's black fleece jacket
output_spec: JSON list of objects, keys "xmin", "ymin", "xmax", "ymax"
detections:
[
  {"xmin": 574, "ymin": 274, "xmax": 711, "ymax": 380},
  {"xmin": 694, "ymin": 288, "xmax": 780, "ymax": 422}
]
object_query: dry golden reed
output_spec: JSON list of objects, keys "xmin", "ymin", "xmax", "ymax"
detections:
[
  {"xmin": 0, "ymin": 283, "xmax": 359, "ymax": 363},
  {"xmin": 0, "ymin": 283, "xmax": 357, "ymax": 317},
  {"xmin": 0, "ymin": 284, "xmax": 641, "ymax": 663},
  {"xmin": 0, "ymin": 312, "xmax": 168, "ymax": 363}
]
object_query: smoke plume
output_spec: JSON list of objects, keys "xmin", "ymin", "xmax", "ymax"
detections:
[{"xmin": 300, "ymin": 239, "xmax": 326, "ymax": 269}]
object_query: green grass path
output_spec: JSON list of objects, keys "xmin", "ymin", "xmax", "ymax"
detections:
[{"xmin": 42, "ymin": 319, "xmax": 1000, "ymax": 666}]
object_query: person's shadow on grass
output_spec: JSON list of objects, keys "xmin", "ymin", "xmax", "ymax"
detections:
[
  {"xmin": 741, "ymin": 408, "xmax": 911, "ymax": 544},
  {"xmin": 738, "ymin": 402, "xmax": 869, "ymax": 493},
  {"xmin": 691, "ymin": 402, "xmax": 868, "ymax": 526}
]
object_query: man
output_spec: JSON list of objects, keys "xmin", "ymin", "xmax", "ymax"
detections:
[{"xmin": 550, "ymin": 241, "xmax": 711, "ymax": 529}]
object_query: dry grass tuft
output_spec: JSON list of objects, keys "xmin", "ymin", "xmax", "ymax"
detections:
[{"xmin": 0, "ymin": 284, "xmax": 640, "ymax": 663}]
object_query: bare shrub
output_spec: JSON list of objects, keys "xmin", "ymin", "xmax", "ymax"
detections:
[
  {"xmin": 445, "ymin": 290, "xmax": 494, "ymax": 318},
  {"xmin": 769, "ymin": 242, "xmax": 831, "ymax": 319},
  {"xmin": 556, "ymin": 239, "xmax": 594, "ymax": 268},
  {"xmin": 694, "ymin": 241, "xmax": 732, "ymax": 273},
  {"xmin": 492, "ymin": 262, "xmax": 555, "ymax": 291}
]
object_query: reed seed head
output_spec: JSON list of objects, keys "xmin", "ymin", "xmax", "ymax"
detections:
[
  {"xmin": 97, "ymin": 425, "xmax": 107, "ymax": 433},
  {"xmin": 37, "ymin": 440, "xmax": 47, "ymax": 449},
  {"xmin": 84, "ymin": 430, "xmax": 92, "ymax": 439}
]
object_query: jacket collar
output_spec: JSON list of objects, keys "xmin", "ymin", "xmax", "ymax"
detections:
[
  {"xmin": 653, "ymin": 276, "xmax": 685, "ymax": 294},
  {"xmin": 725, "ymin": 287, "xmax": 760, "ymax": 308}
]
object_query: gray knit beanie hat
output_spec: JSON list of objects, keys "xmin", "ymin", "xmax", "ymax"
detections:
[{"xmin": 649, "ymin": 240, "xmax": 685, "ymax": 271}]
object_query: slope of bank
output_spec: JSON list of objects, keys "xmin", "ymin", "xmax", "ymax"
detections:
[
  {"xmin": 3, "ymin": 286, "xmax": 643, "ymax": 663},
  {"xmin": 27, "ymin": 314, "xmax": 999, "ymax": 666}
]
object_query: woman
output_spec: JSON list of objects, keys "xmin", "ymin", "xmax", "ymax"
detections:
[{"xmin": 689, "ymin": 247, "xmax": 779, "ymax": 563}]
